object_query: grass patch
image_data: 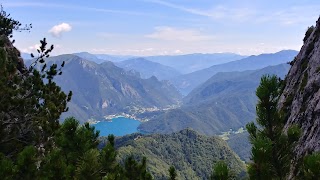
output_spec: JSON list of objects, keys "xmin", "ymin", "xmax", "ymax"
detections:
[
  {"xmin": 303, "ymin": 26, "xmax": 315, "ymax": 42},
  {"xmin": 284, "ymin": 93, "xmax": 294, "ymax": 107}
]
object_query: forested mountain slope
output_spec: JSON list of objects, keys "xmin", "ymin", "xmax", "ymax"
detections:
[
  {"xmin": 139, "ymin": 64, "xmax": 290, "ymax": 135},
  {"xmin": 114, "ymin": 129, "xmax": 246, "ymax": 180}
]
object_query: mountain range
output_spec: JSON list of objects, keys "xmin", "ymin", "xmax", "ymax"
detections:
[
  {"xmin": 74, "ymin": 52, "xmax": 137, "ymax": 63},
  {"xmin": 145, "ymin": 53, "xmax": 246, "ymax": 74},
  {"xmin": 115, "ymin": 57, "xmax": 181, "ymax": 80},
  {"xmin": 73, "ymin": 52, "xmax": 107, "ymax": 64},
  {"xmin": 171, "ymin": 50, "xmax": 298, "ymax": 95},
  {"xmin": 73, "ymin": 52, "xmax": 246, "ymax": 75},
  {"xmin": 25, "ymin": 50, "xmax": 297, "ymax": 132},
  {"xmin": 28, "ymin": 54, "xmax": 182, "ymax": 122},
  {"xmin": 21, "ymin": 52, "xmax": 32, "ymax": 60},
  {"xmin": 138, "ymin": 64, "xmax": 291, "ymax": 135}
]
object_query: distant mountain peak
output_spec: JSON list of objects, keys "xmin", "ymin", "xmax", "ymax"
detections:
[
  {"xmin": 116, "ymin": 58, "xmax": 181, "ymax": 80},
  {"xmin": 42, "ymin": 54, "xmax": 182, "ymax": 122},
  {"xmin": 171, "ymin": 50, "xmax": 298, "ymax": 95}
]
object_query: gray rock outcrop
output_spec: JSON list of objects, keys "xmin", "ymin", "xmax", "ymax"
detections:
[{"xmin": 278, "ymin": 17, "xmax": 320, "ymax": 178}]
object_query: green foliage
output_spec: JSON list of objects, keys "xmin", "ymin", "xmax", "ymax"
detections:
[
  {"xmin": 101, "ymin": 135, "xmax": 118, "ymax": 175},
  {"xmin": 0, "ymin": 116, "xmax": 152, "ymax": 179},
  {"xmin": 0, "ymin": 34, "xmax": 71, "ymax": 158},
  {"xmin": 304, "ymin": 26, "xmax": 315, "ymax": 42},
  {"xmin": 139, "ymin": 64, "xmax": 291, "ymax": 136},
  {"xmin": 210, "ymin": 161, "xmax": 231, "ymax": 180},
  {"xmin": 226, "ymin": 132, "xmax": 251, "ymax": 162},
  {"xmin": 283, "ymin": 93, "xmax": 294, "ymax": 107},
  {"xmin": 15, "ymin": 146, "xmax": 38, "ymax": 179},
  {"xmin": 301, "ymin": 152, "xmax": 320, "ymax": 179},
  {"xmin": 247, "ymin": 75, "xmax": 301, "ymax": 179},
  {"xmin": 124, "ymin": 156, "xmax": 153, "ymax": 180},
  {"xmin": 54, "ymin": 117, "xmax": 99, "ymax": 167},
  {"xmin": 288, "ymin": 57, "xmax": 297, "ymax": 66},
  {"xmin": 75, "ymin": 149, "xmax": 102, "ymax": 180},
  {"xmin": 39, "ymin": 148, "xmax": 69, "ymax": 179},
  {"xmin": 287, "ymin": 124, "xmax": 301, "ymax": 143},
  {"xmin": 168, "ymin": 166, "xmax": 177, "ymax": 180},
  {"xmin": 116, "ymin": 129, "xmax": 246, "ymax": 180},
  {"xmin": 0, "ymin": 146, "xmax": 37, "ymax": 180},
  {"xmin": 306, "ymin": 40, "xmax": 315, "ymax": 56},
  {"xmin": 301, "ymin": 58, "xmax": 309, "ymax": 73},
  {"xmin": 0, "ymin": 5, "xmax": 31, "ymax": 38},
  {"xmin": 0, "ymin": 7, "xmax": 152, "ymax": 179},
  {"xmin": 0, "ymin": 153, "xmax": 15, "ymax": 180},
  {"xmin": 300, "ymin": 71, "xmax": 309, "ymax": 91}
]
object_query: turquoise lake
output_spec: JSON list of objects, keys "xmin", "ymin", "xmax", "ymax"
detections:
[{"xmin": 92, "ymin": 117, "xmax": 141, "ymax": 136}]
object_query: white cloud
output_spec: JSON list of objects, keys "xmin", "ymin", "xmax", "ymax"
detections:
[
  {"xmin": 49, "ymin": 23, "xmax": 72, "ymax": 37},
  {"xmin": 174, "ymin": 49, "xmax": 182, "ymax": 54},
  {"xmin": 21, "ymin": 43, "xmax": 63, "ymax": 55},
  {"xmin": 21, "ymin": 44, "xmax": 40, "ymax": 53},
  {"xmin": 146, "ymin": 26, "xmax": 214, "ymax": 41}
]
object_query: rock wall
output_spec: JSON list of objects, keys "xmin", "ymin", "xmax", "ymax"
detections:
[
  {"xmin": 278, "ymin": 17, "xmax": 320, "ymax": 178},
  {"xmin": 0, "ymin": 35, "xmax": 27, "ymax": 74}
]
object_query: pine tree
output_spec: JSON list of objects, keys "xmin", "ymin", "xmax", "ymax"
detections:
[
  {"xmin": 0, "ymin": 6, "xmax": 153, "ymax": 179},
  {"xmin": 124, "ymin": 156, "xmax": 153, "ymax": 180},
  {"xmin": 246, "ymin": 75, "xmax": 300, "ymax": 179},
  {"xmin": 0, "ymin": 5, "xmax": 71, "ymax": 158},
  {"xmin": 210, "ymin": 161, "xmax": 230, "ymax": 180},
  {"xmin": 168, "ymin": 166, "xmax": 177, "ymax": 180},
  {"xmin": 301, "ymin": 152, "xmax": 320, "ymax": 179}
]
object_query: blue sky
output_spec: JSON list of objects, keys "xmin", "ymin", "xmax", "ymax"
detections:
[{"xmin": 3, "ymin": 0, "xmax": 320, "ymax": 56}]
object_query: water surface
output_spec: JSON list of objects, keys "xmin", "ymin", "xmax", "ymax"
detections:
[{"xmin": 92, "ymin": 117, "xmax": 141, "ymax": 136}]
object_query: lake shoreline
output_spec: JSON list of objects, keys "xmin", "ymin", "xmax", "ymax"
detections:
[{"xmin": 92, "ymin": 117, "xmax": 142, "ymax": 137}]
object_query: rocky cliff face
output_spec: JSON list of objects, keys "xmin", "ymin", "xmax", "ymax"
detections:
[
  {"xmin": 0, "ymin": 35, "xmax": 27, "ymax": 74},
  {"xmin": 278, "ymin": 17, "xmax": 320, "ymax": 178}
]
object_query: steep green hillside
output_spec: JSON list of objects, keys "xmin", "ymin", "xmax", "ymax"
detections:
[
  {"xmin": 28, "ymin": 54, "xmax": 182, "ymax": 122},
  {"xmin": 139, "ymin": 64, "xmax": 290, "ymax": 135},
  {"xmin": 226, "ymin": 132, "xmax": 251, "ymax": 162},
  {"xmin": 115, "ymin": 129, "xmax": 246, "ymax": 180}
]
